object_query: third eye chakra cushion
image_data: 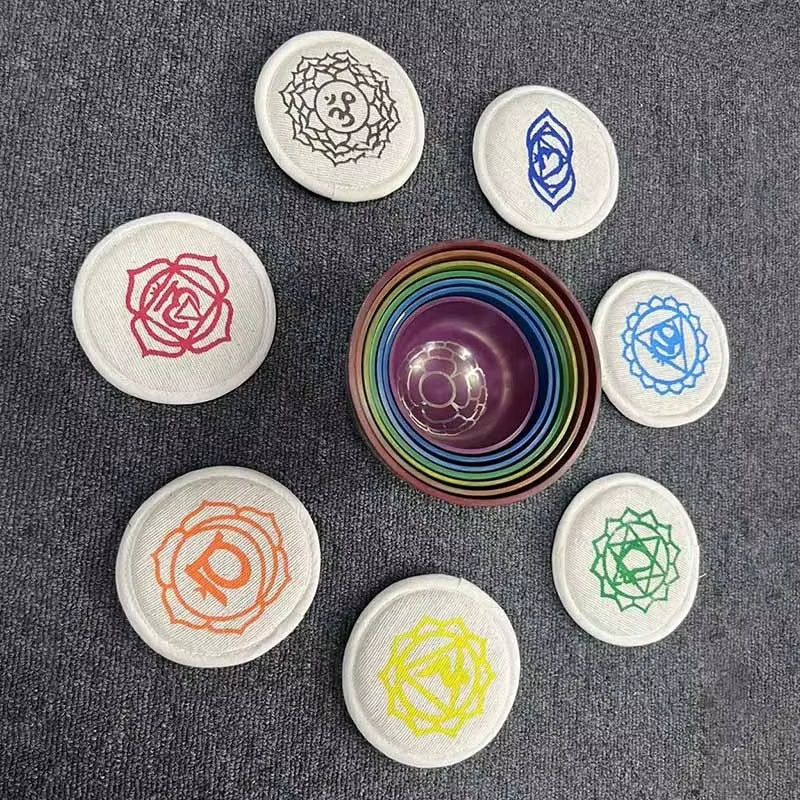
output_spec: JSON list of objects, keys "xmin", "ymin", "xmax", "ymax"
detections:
[
  {"xmin": 473, "ymin": 86, "xmax": 619, "ymax": 240},
  {"xmin": 254, "ymin": 30, "xmax": 425, "ymax": 202},
  {"xmin": 342, "ymin": 575, "xmax": 520, "ymax": 767}
]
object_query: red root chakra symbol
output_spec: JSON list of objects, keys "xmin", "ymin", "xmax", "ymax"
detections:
[{"xmin": 125, "ymin": 253, "xmax": 233, "ymax": 358}]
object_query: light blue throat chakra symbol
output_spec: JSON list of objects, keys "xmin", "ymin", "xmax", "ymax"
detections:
[
  {"xmin": 526, "ymin": 109, "xmax": 576, "ymax": 212},
  {"xmin": 621, "ymin": 295, "xmax": 710, "ymax": 395}
]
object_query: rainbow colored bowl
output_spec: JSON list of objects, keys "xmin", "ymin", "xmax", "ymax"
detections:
[
  {"xmin": 376, "ymin": 280, "xmax": 562, "ymax": 467},
  {"xmin": 347, "ymin": 241, "xmax": 601, "ymax": 506}
]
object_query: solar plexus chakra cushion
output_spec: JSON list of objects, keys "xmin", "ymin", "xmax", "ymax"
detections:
[{"xmin": 342, "ymin": 575, "xmax": 519, "ymax": 767}]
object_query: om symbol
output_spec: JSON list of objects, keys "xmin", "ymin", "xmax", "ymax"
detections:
[
  {"xmin": 526, "ymin": 108, "xmax": 576, "ymax": 211},
  {"xmin": 314, "ymin": 80, "xmax": 369, "ymax": 133},
  {"xmin": 282, "ymin": 50, "xmax": 400, "ymax": 165},
  {"xmin": 326, "ymin": 90, "xmax": 356, "ymax": 127}
]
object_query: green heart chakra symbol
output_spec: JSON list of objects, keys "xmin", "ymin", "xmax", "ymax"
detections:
[{"xmin": 590, "ymin": 508, "xmax": 681, "ymax": 612}]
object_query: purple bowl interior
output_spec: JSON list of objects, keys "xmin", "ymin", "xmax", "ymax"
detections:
[{"xmin": 388, "ymin": 295, "xmax": 538, "ymax": 454}]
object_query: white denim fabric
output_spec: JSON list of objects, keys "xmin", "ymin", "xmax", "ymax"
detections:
[{"xmin": 72, "ymin": 213, "xmax": 276, "ymax": 404}]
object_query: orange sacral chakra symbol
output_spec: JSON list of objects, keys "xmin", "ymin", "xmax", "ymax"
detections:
[
  {"xmin": 151, "ymin": 501, "xmax": 291, "ymax": 635},
  {"xmin": 184, "ymin": 531, "xmax": 251, "ymax": 606}
]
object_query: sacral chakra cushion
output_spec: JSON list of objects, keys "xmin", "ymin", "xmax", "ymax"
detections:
[{"xmin": 116, "ymin": 467, "xmax": 320, "ymax": 667}]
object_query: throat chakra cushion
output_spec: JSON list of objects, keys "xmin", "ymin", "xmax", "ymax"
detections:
[{"xmin": 592, "ymin": 271, "xmax": 729, "ymax": 427}]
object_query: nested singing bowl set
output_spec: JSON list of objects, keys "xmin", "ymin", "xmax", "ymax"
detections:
[{"xmin": 347, "ymin": 241, "xmax": 602, "ymax": 506}]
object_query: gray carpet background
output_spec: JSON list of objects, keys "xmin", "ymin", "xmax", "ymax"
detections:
[{"xmin": 1, "ymin": 1, "xmax": 798, "ymax": 798}]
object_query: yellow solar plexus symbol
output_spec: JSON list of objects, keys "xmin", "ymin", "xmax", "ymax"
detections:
[{"xmin": 378, "ymin": 616, "xmax": 496, "ymax": 737}]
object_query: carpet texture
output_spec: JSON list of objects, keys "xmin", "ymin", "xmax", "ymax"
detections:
[{"xmin": 1, "ymin": 2, "xmax": 798, "ymax": 798}]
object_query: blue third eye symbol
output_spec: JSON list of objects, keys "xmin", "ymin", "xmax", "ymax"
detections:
[
  {"xmin": 526, "ymin": 109, "xmax": 576, "ymax": 212},
  {"xmin": 621, "ymin": 295, "xmax": 710, "ymax": 395}
]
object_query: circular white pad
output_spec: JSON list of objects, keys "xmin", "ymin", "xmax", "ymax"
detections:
[
  {"xmin": 73, "ymin": 213, "xmax": 275, "ymax": 404},
  {"xmin": 342, "ymin": 574, "xmax": 519, "ymax": 767},
  {"xmin": 473, "ymin": 86, "xmax": 618, "ymax": 240},
  {"xmin": 255, "ymin": 31, "xmax": 425, "ymax": 202},
  {"xmin": 553, "ymin": 473, "xmax": 700, "ymax": 647},
  {"xmin": 593, "ymin": 270, "xmax": 729, "ymax": 427},
  {"xmin": 116, "ymin": 467, "xmax": 320, "ymax": 667}
]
